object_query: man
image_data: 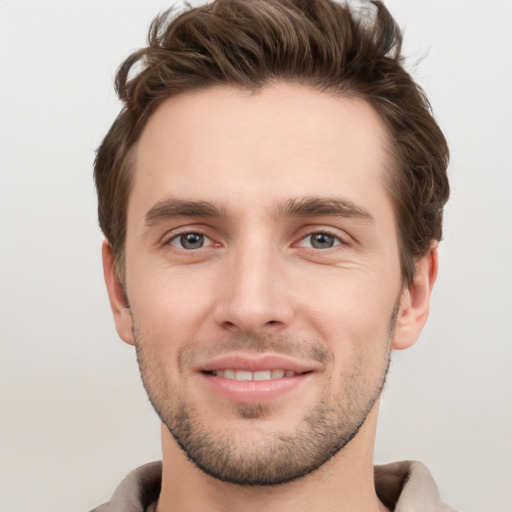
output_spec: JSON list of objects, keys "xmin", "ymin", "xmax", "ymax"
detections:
[{"xmin": 93, "ymin": 0, "xmax": 453, "ymax": 510}]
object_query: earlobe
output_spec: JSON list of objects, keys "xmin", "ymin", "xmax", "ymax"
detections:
[
  {"xmin": 101, "ymin": 240, "xmax": 135, "ymax": 346},
  {"xmin": 392, "ymin": 245, "xmax": 439, "ymax": 350}
]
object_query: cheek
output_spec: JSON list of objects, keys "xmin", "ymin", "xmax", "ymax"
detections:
[
  {"xmin": 294, "ymin": 267, "xmax": 400, "ymax": 341},
  {"xmin": 128, "ymin": 264, "xmax": 217, "ymax": 346}
]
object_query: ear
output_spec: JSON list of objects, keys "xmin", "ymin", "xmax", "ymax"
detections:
[
  {"xmin": 102, "ymin": 240, "xmax": 135, "ymax": 346},
  {"xmin": 392, "ymin": 244, "xmax": 439, "ymax": 350}
]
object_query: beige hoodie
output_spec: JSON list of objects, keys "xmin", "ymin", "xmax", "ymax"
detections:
[{"xmin": 91, "ymin": 460, "xmax": 456, "ymax": 512}]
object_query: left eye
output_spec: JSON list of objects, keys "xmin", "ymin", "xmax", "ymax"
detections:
[
  {"xmin": 300, "ymin": 232, "xmax": 341, "ymax": 249},
  {"xmin": 169, "ymin": 232, "xmax": 212, "ymax": 250}
]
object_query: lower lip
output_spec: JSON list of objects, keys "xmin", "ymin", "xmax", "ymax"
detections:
[{"xmin": 199, "ymin": 372, "xmax": 312, "ymax": 404}]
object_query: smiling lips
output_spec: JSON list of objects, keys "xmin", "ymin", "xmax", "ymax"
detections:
[
  {"xmin": 198, "ymin": 354, "xmax": 317, "ymax": 403},
  {"xmin": 209, "ymin": 369, "xmax": 301, "ymax": 380}
]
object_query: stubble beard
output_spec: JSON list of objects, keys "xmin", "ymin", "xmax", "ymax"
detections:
[{"xmin": 133, "ymin": 314, "xmax": 396, "ymax": 486}]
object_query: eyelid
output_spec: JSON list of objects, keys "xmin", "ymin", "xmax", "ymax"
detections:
[
  {"xmin": 158, "ymin": 224, "xmax": 351, "ymax": 250},
  {"xmin": 168, "ymin": 232, "xmax": 215, "ymax": 249},
  {"xmin": 294, "ymin": 227, "xmax": 350, "ymax": 248},
  {"xmin": 161, "ymin": 225, "xmax": 218, "ymax": 249},
  {"xmin": 298, "ymin": 233, "xmax": 341, "ymax": 249}
]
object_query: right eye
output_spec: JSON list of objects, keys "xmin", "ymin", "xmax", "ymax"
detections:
[
  {"xmin": 296, "ymin": 231, "xmax": 343, "ymax": 250},
  {"xmin": 169, "ymin": 232, "xmax": 213, "ymax": 250}
]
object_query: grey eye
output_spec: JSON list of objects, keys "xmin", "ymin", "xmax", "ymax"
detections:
[
  {"xmin": 309, "ymin": 233, "xmax": 336, "ymax": 249},
  {"xmin": 176, "ymin": 233, "xmax": 205, "ymax": 250}
]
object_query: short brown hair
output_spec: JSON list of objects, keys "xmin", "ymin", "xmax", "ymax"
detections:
[{"xmin": 95, "ymin": 0, "xmax": 449, "ymax": 284}]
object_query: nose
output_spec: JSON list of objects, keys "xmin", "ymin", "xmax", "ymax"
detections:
[{"xmin": 213, "ymin": 242, "xmax": 294, "ymax": 334}]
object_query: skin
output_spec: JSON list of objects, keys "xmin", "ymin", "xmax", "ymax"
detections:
[{"xmin": 103, "ymin": 83, "xmax": 438, "ymax": 512}]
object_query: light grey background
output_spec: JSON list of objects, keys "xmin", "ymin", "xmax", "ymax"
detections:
[{"xmin": 1, "ymin": 1, "xmax": 511, "ymax": 511}]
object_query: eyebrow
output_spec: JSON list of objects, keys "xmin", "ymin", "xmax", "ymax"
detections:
[
  {"xmin": 277, "ymin": 196, "xmax": 373, "ymax": 221},
  {"xmin": 144, "ymin": 199, "xmax": 227, "ymax": 226},
  {"xmin": 144, "ymin": 195, "xmax": 373, "ymax": 227}
]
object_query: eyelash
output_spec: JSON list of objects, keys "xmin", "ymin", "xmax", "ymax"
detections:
[
  {"xmin": 296, "ymin": 231, "xmax": 345, "ymax": 250},
  {"xmin": 166, "ymin": 231, "xmax": 215, "ymax": 250},
  {"xmin": 164, "ymin": 229, "xmax": 347, "ymax": 251}
]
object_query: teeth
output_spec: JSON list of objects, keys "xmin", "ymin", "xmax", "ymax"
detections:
[
  {"xmin": 224, "ymin": 369, "xmax": 235, "ymax": 379},
  {"xmin": 213, "ymin": 369, "xmax": 297, "ymax": 380},
  {"xmin": 253, "ymin": 370, "xmax": 271, "ymax": 381},
  {"xmin": 235, "ymin": 370, "xmax": 252, "ymax": 381}
]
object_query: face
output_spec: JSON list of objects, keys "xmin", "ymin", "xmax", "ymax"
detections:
[{"xmin": 105, "ymin": 83, "xmax": 429, "ymax": 485}]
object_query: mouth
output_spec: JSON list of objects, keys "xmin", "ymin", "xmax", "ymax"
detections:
[
  {"xmin": 204, "ymin": 369, "xmax": 309, "ymax": 381},
  {"xmin": 197, "ymin": 354, "xmax": 318, "ymax": 404}
]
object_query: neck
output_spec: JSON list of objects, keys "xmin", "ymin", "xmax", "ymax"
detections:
[{"xmin": 156, "ymin": 405, "xmax": 388, "ymax": 512}]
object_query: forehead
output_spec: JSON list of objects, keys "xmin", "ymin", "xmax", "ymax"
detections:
[{"xmin": 130, "ymin": 83, "xmax": 393, "ymax": 218}]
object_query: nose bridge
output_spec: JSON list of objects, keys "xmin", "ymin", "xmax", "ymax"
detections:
[{"xmin": 215, "ymin": 233, "xmax": 292, "ymax": 332}]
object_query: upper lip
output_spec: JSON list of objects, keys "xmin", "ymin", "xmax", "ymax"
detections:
[{"xmin": 195, "ymin": 352, "xmax": 322, "ymax": 374}]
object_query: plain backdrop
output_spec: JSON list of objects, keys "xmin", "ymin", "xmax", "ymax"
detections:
[{"xmin": 1, "ymin": 1, "xmax": 511, "ymax": 511}]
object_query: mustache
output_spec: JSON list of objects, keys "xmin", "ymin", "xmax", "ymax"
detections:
[{"xmin": 176, "ymin": 333, "xmax": 331, "ymax": 372}]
